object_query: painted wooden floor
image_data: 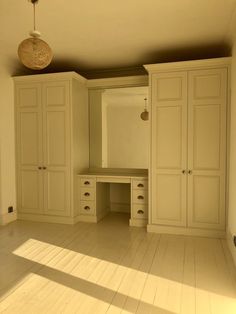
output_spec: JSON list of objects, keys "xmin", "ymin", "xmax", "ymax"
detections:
[{"xmin": 0, "ymin": 213, "xmax": 236, "ymax": 314}]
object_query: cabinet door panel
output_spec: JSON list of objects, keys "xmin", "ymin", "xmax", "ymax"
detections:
[
  {"xmin": 16, "ymin": 84, "xmax": 41, "ymax": 108},
  {"xmin": 16, "ymin": 83, "xmax": 43, "ymax": 214},
  {"xmin": 45, "ymin": 111, "xmax": 66, "ymax": 166},
  {"xmin": 156, "ymin": 106, "xmax": 182, "ymax": 169},
  {"xmin": 19, "ymin": 169, "xmax": 43, "ymax": 213},
  {"xmin": 188, "ymin": 68, "xmax": 227, "ymax": 230},
  {"xmin": 45, "ymin": 84, "xmax": 68, "ymax": 107},
  {"xmin": 42, "ymin": 81, "xmax": 71, "ymax": 216},
  {"xmin": 192, "ymin": 175, "xmax": 220, "ymax": 225},
  {"xmin": 154, "ymin": 174, "xmax": 184, "ymax": 224},
  {"xmin": 193, "ymin": 105, "xmax": 220, "ymax": 169},
  {"xmin": 44, "ymin": 170, "xmax": 70, "ymax": 215},
  {"xmin": 18, "ymin": 112, "xmax": 40, "ymax": 166},
  {"xmin": 151, "ymin": 72, "xmax": 187, "ymax": 226}
]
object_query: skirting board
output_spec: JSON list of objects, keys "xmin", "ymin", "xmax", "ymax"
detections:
[
  {"xmin": 129, "ymin": 218, "xmax": 147, "ymax": 227},
  {"xmin": 0, "ymin": 212, "xmax": 17, "ymax": 225},
  {"xmin": 226, "ymin": 229, "xmax": 236, "ymax": 267},
  {"xmin": 110, "ymin": 202, "xmax": 130, "ymax": 213},
  {"xmin": 18, "ymin": 213, "xmax": 75, "ymax": 225},
  {"xmin": 18, "ymin": 213, "xmax": 103, "ymax": 224},
  {"xmin": 147, "ymin": 224, "xmax": 226, "ymax": 238},
  {"xmin": 76, "ymin": 215, "xmax": 98, "ymax": 223}
]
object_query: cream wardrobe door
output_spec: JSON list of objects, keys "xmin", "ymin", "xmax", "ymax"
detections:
[
  {"xmin": 42, "ymin": 81, "xmax": 71, "ymax": 216},
  {"xmin": 16, "ymin": 83, "xmax": 44, "ymax": 213},
  {"xmin": 188, "ymin": 68, "xmax": 227, "ymax": 230},
  {"xmin": 151, "ymin": 72, "xmax": 188, "ymax": 226}
]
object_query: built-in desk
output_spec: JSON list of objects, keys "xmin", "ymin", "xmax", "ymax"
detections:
[{"xmin": 77, "ymin": 172, "xmax": 148, "ymax": 227}]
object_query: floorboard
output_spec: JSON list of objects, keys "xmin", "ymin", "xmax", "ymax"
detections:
[{"xmin": 0, "ymin": 213, "xmax": 236, "ymax": 314}]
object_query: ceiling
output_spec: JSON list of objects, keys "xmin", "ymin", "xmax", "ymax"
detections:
[{"xmin": 1, "ymin": 0, "xmax": 236, "ymax": 78}]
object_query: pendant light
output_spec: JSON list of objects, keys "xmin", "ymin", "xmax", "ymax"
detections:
[
  {"xmin": 18, "ymin": 0, "xmax": 53, "ymax": 70},
  {"xmin": 140, "ymin": 97, "xmax": 149, "ymax": 121}
]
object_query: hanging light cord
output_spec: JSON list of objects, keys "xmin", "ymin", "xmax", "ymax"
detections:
[
  {"xmin": 31, "ymin": 0, "xmax": 38, "ymax": 31},
  {"xmin": 33, "ymin": 2, "xmax": 36, "ymax": 30},
  {"xmin": 144, "ymin": 97, "xmax": 147, "ymax": 110}
]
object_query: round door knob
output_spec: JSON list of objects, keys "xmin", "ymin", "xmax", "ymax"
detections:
[
  {"xmin": 182, "ymin": 170, "xmax": 186, "ymax": 174},
  {"xmin": 38, "ymin": 166, "xmax": 42, "ymax": 170},
  {"xmin": 188, "ymin": 170, "xmax": 192, "ymax": 175}
]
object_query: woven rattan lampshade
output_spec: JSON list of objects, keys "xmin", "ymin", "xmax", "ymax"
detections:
[
  {"xmin": 18, "ymin": 0, "xmax": 53, "ymax": 70},
  {"xmin": 18, "ymin": 37, "xmax": 52, "ymax": 70}
]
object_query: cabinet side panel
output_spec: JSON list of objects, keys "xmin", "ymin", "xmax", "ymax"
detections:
[{"xmin": 72, "ymin": 79, "xmax": 89, "ymax": 217}]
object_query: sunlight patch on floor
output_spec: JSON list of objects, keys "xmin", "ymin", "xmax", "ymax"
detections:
[{"xmin": 10, "ymin": 238, "xmax": 236, "ymax": 314}]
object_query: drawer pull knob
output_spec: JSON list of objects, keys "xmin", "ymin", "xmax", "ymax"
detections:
[
  {"xmin": 137, "ymin": 195, "xmax": 144, "ymax": 200},
  {"xmin": 137, "ymin": 209, "xmax": 144, "ymax": 214},
  {"xmin": 137, "ymin": 183, "xmax": 144, "ymax": 188},
  {"xmin": 84, "ymin": 192, "xmax": 90, "ymax": 197},
  {"xmin": 84, "ymin": 206, "xmax": 90, "ymax": 210},
  {"xmin": 38, "ymin": 166, "xmax": 42, "ymax": 170},
  {"xmin": 84, "ymin": 181, "xmax": 90, "ymax": 185}
]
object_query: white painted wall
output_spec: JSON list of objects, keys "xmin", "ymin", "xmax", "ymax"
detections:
[
  {"xmin": 107, "ymin": 104, "xmax": 149, "ymax": 168},
  {"xmin": 0, "ymin": 56, "xmax": 16, "ymax": 225},
  {"xmin": 228, "ymin": 43, "xmax": 236, "ymax": 264}
]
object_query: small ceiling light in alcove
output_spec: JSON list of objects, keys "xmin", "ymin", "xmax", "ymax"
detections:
[
  {"xmin": 18, "ymin": 0, "xmax": 53, "ymax": 70},
  {"xmin": 140, "ymin": 97, "xmax": 149, "ymax": 121}
]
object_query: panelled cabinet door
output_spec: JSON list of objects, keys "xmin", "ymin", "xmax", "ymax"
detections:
[
  {"xmin": 16, "ymin": 83, "xmax": 44, "ymax": 213},
  {"xmin": 151, "ymin": 72, "xmax": 188, "ymax": 226},
  {"xmin": 187, "ymin": 68, "xmax": 227, "ymax": 230},
  {"xmin": 42, "ymin": 81, "xmax": 71, "ymax": 216}
]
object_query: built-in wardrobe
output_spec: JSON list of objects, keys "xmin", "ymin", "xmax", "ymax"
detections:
[
  {"xmin": 145, "ymin": 57, "xmax": 230, "ymax": 237},
  {"xmin": 14, "ymin": 72, "xmax": 89, "ymax": 224}
]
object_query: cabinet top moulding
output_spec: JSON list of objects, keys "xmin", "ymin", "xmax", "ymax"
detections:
[
  {"xmin": 144, "ymin": 57, "xmax": 231, "ymax": 73},
  {"xmin": 87, "ymin": 75, "xmax": 148, "ymax": 89},
  {"xmin": 13, "ymin": 71, "xmax": 87, "ymax": 84}
]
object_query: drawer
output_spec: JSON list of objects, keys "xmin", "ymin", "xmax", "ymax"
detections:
[
  {"xmin": 132, "ymin": 204, "xmax": 148, "ymax": 219},
  {"xmin": 132, "ymin": 189, "xmax": 148, "ymax": 204},
  {"xmin": 80, "ymin": 201, "xmax": 95, "ymax": 215},
  {"xmin": 80, "ymin": 177, "xmax": 96, "ymax": 188},
  {"xmin": 80, "ymin": 187, "xmax": 95, "ymax": 201},
  {"xmin": 132, "ymin": 179, "xmax": 148, "ymax": 190}
]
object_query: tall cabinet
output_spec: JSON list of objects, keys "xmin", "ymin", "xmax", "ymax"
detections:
[
  {"xmin": 14, "ymin": 72, "xmax": 89, "ymax": 224},
  {"xmin": 145, "ymin": 58, "xmax": 230, "ymax": 237}
]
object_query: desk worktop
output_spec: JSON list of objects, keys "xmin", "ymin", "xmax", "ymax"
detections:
[
  {"xmin": 78, "ymin": 172, "xmax": 147, "ymax": 178},
  {"xmin": 77, "ymin": 172, "xmax": 148, "ymax": 183}
]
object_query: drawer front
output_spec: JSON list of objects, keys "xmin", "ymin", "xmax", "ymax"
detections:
[
  {"xmin": 132, "ymin": 204, "xmax": 148, "ymax": 219},
  {"xmin": 132, "ymin": 190, "xmax": 148, "ymax": 204},
  {"xmin": 80, "ymin": 201, "xmax": 95, "ymax": 215},
  {"xmin": 80, "ymin": 177, "xmax": 96, "ymax": 188},
  {"xmin": 132, "ymin": 179, "xmax": 148, "ymax": 190},
  {"xmin": 80, "ymin": 187, "xmax": 95, "ymax": 201}
]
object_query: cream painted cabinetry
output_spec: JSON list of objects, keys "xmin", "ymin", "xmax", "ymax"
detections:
[
  {"xmin": 14, "ymin": 72, "xmax": 89, "ymax": 224},
  {"xmin": 145, "ymin": 58, "xmax": 230, "ymax": 237},
  {"xmin": 130, "ymin": 178, "xmax": 148, "ymax": 226},
  {"xmin": 78, "ymin": 173, "xmax": 148, "ymax": 225}
]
